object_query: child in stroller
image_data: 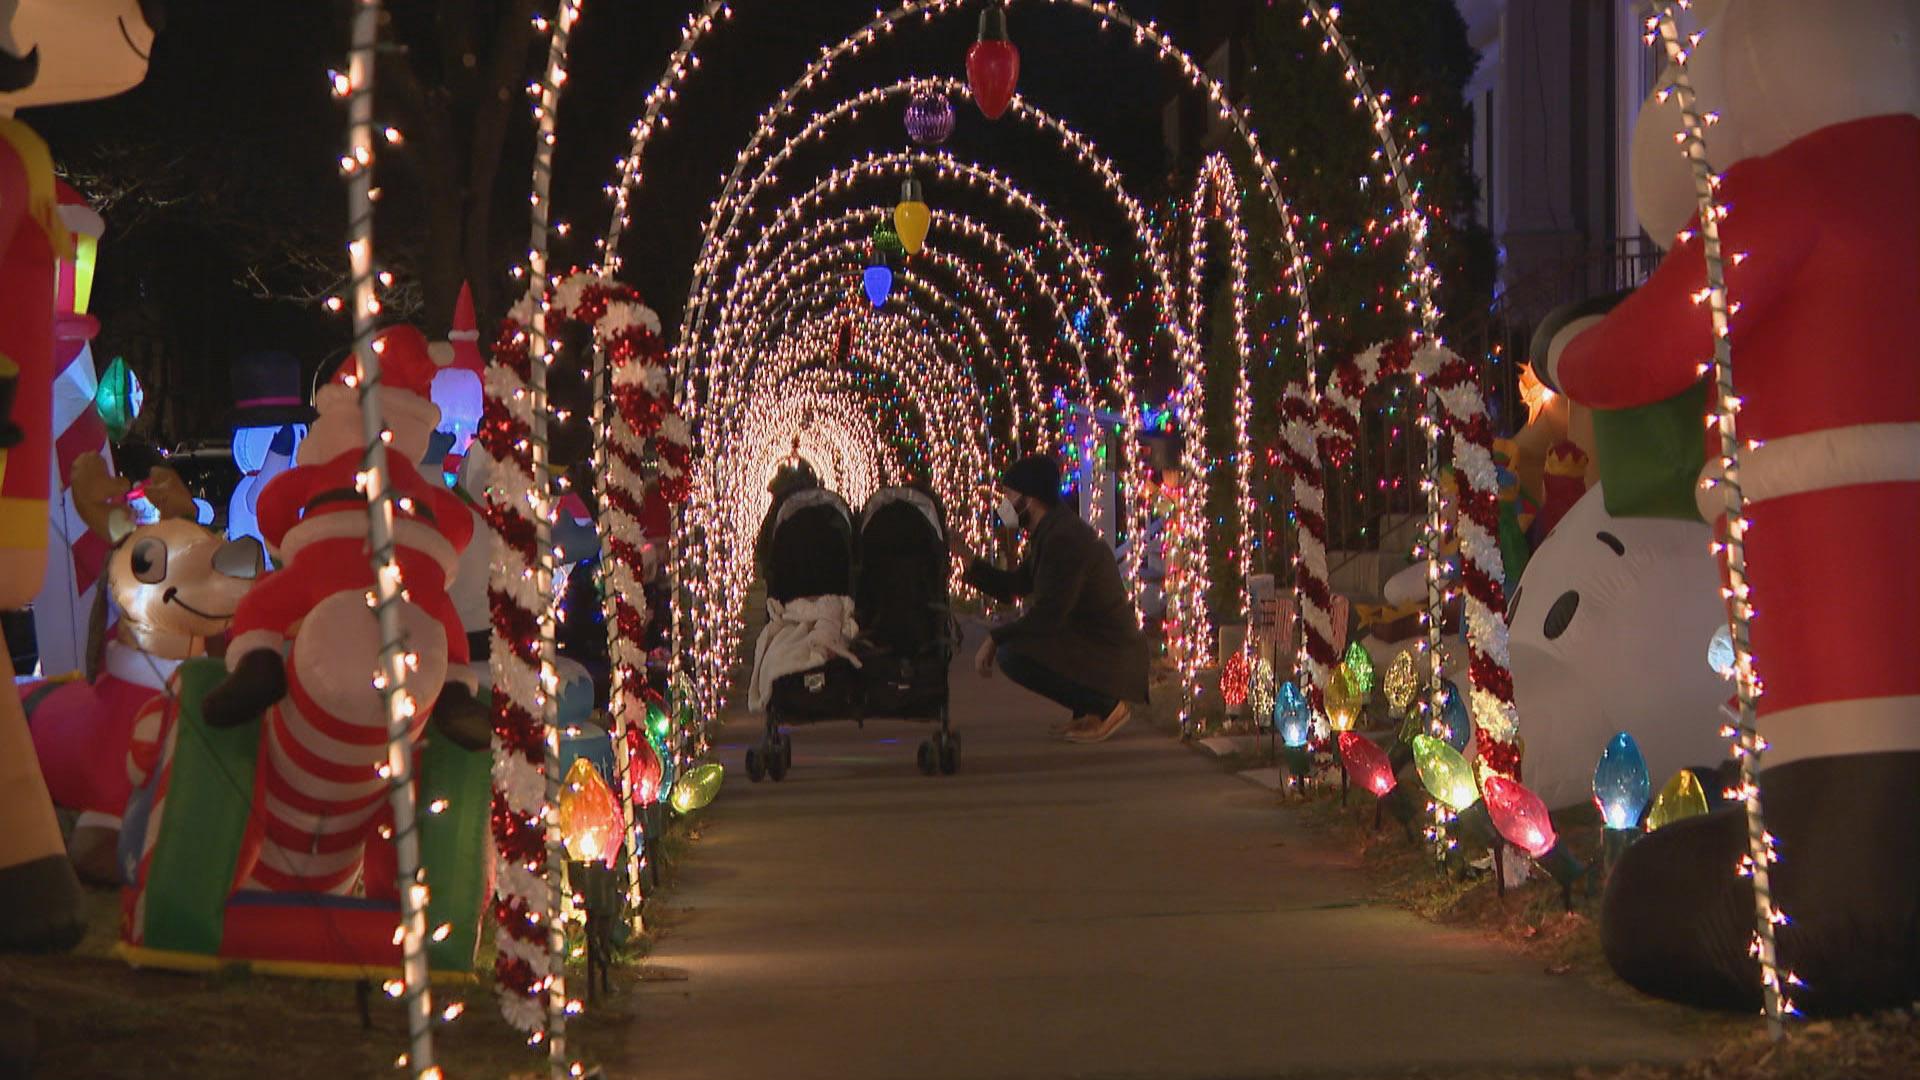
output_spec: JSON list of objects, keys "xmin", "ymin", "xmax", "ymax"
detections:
[{"xmin": 745, "ymin": 484, "xmax": 959, "ymax": 780}]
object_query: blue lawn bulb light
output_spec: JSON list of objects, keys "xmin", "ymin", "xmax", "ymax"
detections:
[
  {"xmin": 1593, "ymin": 731, "xmax": 1653, "ymax": 831},
  {"xmin": 863, "ymin": 264, "xmax": 893, "ymax": 307},
  {"xmin": 1277, "ymin": 680, "xmax": 1312, "ymax": 748},
  {"xmin": 1438, "ymin": 678, "xmax": 1471, "ymax": 752}
]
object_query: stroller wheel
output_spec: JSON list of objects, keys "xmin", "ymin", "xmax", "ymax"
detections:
[
  {"xmin": 745, "ymin": 746, "xmax": 767, "ymax": 783},
  {"xmin": 776, "ymin": 732, "xmax": 794, "ymax": 772},
  {"xmin": 766, "ymin": 739, "xmax": 790, "ymax": 782},
  {"xmin": 916, "ymin": 739, "xmax": 938, "ymax": 776},
  {"xmin": 937, "ymin": 732, "xmax": 960, "ymax": 775}
]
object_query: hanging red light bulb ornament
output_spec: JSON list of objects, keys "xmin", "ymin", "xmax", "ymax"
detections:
[{"xmin": 966, "ymin": 6, "xmax": 1019, "ymax": 121}]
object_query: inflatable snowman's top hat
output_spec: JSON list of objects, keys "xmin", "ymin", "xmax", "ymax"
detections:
[{"xmin": 229, "ymin": 352, "xmax": 315, "ymax": 430}]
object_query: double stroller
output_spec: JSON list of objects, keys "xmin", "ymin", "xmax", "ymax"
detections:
[{"xmin": 748, "ymin": 486, "xmax": 959, "ymax": 780}]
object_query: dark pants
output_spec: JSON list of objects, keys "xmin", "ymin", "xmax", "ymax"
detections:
[{"xmin": 995, "ymin": 644, "xmax": 1116, "ymax": 719}]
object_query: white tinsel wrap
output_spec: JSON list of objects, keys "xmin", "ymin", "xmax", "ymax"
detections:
[
  {"xmin": 1311, "ymin": 339, "xmax": 1519, "ymax": 768},
  {"xmin": 658, "ymin": 412, "xmax": 690, "ymax": 448}
]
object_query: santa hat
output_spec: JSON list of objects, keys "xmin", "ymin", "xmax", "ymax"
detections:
[
  {"xmin": 336, "ymin": 324, "xmax": 438, "ymax": 399},
  {"xmin": 428, "ymin": 283, "xmax": 486, "ymax": 375}
]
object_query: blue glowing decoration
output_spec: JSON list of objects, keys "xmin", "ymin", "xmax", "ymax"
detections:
[
  {"xmin": 1707, "ymin": 623, "xmax": 1735, "ymax": 679},
  {"xmin": 1438, "ymin": 679, "xmax": 1471, "ymax": 751},
  {"xmin": 1277, "ymin": 680, "xmax": 1312, "ymax": 747},
  {"xmin": 1071, "ymin": 305, "xmax": 1092, "ymax": 339},
  {"xmin": 863, "ymin": 265, "xmax": 893, "ymax": 308},
  {"xmin": 1593, "ymin": 732, "xmax": 1652, "ymax": 830}
]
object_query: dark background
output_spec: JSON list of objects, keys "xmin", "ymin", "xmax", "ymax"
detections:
[{"xmin": 30, "ymin": 0, "xmax": 1184, "ymax": 449}]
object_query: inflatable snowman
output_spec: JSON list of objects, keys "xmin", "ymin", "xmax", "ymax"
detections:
[
  {"xmin": 1506, "ymin": 483, "xmax": 1730, "ymax": 810},
  {"xmin": 1553, "ymin": 0, "xmax": 1920, "ymax": 1014}
]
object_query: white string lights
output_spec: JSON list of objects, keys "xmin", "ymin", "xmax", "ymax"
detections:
[
  {"xmin": 1647, "ymin": 0, "xmax": 1793, "ymax": 1037},
  {"xmin": 337, "ymin": 2, "xmax": 437, "ymax": 1076}
]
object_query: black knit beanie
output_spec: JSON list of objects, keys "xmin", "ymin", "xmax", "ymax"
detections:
[{"xmin": 1001, "ymin": 454, "xmax": 1062, "ymax": 505}]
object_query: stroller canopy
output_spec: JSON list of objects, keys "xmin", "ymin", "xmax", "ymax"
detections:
[
  {"xmin": 766, "ymin": 488, "xmax": 855, "ymax": 603},
  {"xmin": 856, "ymin": 487, "xmax": 949, "ymax": 654}
]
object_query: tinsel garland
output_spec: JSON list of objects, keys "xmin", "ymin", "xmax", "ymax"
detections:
[
  {"xmin": 1278, "ymin": 380, "xmax": 1336, "ymax": 725},
  {"xmin": 1312, "ymin": 338, "xmax": 1519, "ymax": 778},
  {"xmin": 487, "ymin": 270, "xmax": 691, "ymax": 976},
  {"xmin": 480, "ymin": 298, "xmax": 550, "ymax": 1034}
]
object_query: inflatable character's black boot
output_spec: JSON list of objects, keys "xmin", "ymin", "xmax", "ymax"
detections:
[
  {"xmin": 1601, "ymin": 750, "xmax": 1920, "ymax": 1015},
  {"xmin": 430, "ymin": 682, "xmax": 492, "ymax": 752},
  {"xmin": 202, "ymin": 648, "xmax": 288, "ymax": 728}
]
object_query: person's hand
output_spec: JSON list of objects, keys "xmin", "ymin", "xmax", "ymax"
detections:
[{"xmin": 974, "ymin": 636, "xmax": 996, "ymax": 678}]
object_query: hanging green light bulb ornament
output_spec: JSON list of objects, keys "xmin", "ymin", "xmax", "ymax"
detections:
[{"xmin": 871, "ymin": 219, "xmax": 906, "ymax": 264}]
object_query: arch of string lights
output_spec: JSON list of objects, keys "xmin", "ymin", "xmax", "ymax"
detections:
[
  {"xmin": 727, "ymin": 220, "xmax": 1047, "ymax": 447},
  {"xmin": 572, "ymin": 0, "xmax": 1463, "ymax": 751}
]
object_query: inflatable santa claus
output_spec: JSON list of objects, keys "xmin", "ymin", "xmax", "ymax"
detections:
[
  {"xmin": 201, "ymin": 325, "xmax": 487, "ymax": 895},
  {"xmin": 1549, "ymin": 0, "xmax": 1920, "ymax": 1015}
]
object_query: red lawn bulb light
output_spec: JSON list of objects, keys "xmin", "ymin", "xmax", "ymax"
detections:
[
  {"xmin": 1219, "ymin": 650, "xmax": 1249, "ymax": 721},
  {"xmin": 1337, "ymin": 732, "xmax": 1396, "ymax": 798},
  {"xmin": 966, "ymin": 6, "xmax": 1019, "ymax": 120},
  {"xmin": 1484, "ymin": 775, "xmax": 1585, "ymax": 905}
]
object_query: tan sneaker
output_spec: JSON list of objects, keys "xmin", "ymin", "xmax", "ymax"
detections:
[
  {"xmin": 1067, "ymin": 702, "xmax": 1131, "ymax": 744},
  {"xmin": 1050, "ymin": 714, "xmax": 1099, "ymax": 738}
]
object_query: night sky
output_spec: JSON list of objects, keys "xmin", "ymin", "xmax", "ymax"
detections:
[{"xmin": 27, "ymin": 0, "xmax": 1209, "ymax": 446}]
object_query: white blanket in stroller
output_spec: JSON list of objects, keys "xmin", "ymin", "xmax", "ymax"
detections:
[{"xmin": 749, "ymin": 594, "xmax": 864, "ymax": 713}]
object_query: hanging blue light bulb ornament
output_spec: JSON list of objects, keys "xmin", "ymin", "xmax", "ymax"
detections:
[
  {"xmin": 1071, "ymin": 305, "xmax": 1092, "ymax": 340},
  {"xmin": 863, "ymin": 264, "xmax": 893, "ymax": 308},
  {"xmin": 1438, "ymin": 678, "xmax": 1471, "ymax": 752},
  {"xmin": 1593, "ymin": 731, "xmax": 1652, "ymax": 831}
]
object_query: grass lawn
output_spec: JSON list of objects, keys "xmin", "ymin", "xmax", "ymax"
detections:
[{"xmin": 1143, "ymin": 667, "xmax": 1920, "ymax": 1080}]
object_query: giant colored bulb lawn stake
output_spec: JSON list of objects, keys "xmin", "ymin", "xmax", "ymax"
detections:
[
  {"xmin": 966, "ymin": 6, "xmax": 1019, "ymax": 120},
  {"xmin": 1437, "ymin": 679, "xmax": 1471, "ymax": 753},
  {"xmin": 1411, "ymin": 734, "xmax": 1478, "ymax": 814},
  {"xmin": 1220, "ymin": 650, "xmax": 1250, "ymax": 718},
  {"xmin": 1384, "ymin": 648, "xmax": 1419, "ymax": 717},
  {"xmin": 893, "ymin": 178, "xmax": 930, "ymax": 256},
  {"xmin": 1341, "ymin": 641, "xmax": 1375, "ymax": 696},
  {"xmin": 669, "ymin": 762, "xmax": 725, "ymax": 815},
  {"xmin": 1593, "ymin": 732, "xmax": 1652, "ymax": 831},
  {"xmin": 94, "ymin": 356, "xmax": 140, "ymax": 443},
  {"xmin": 1483, "ymin": 776, "xmax": 1556, "ymax": 859},
  {"xmin": 559, "ymin": 759, "xmax": 623, "ymax": 866},
  {"xmin": 1338, "ymin": 732, "xmax": 1396, "ymax": 798},
  {"xmin": 1647, "ymin": 769, "xmax": 1710, "ymax": 831},
  {"xmin": 1276, "ymin": 680, "xmax": 1312, "ymax": 788},
  {"xmin": 1484, "ymin": 775, "xmax": 1584, "ymax": 905}
]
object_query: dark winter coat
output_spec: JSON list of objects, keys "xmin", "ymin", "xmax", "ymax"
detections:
[{"xmin": 964, "ymin": 506, "xmax": 1151, "ymax": 703}]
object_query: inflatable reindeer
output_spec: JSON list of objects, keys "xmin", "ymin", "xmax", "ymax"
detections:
[
  {"xmin": 26, "ymin": 453, "xmax": 259, "ymax": 884},
  {"xmin": 0, "ymin": 0, "xmax": 157, "ymax": 952}
]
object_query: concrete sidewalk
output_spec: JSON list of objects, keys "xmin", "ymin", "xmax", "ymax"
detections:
[{"xmin": 614, "ymin": 623, "xmax": 1707, "ymax": 1079}]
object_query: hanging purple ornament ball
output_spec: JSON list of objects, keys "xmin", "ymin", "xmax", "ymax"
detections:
[{"xmin": 905, "ymin": 90, "xmax": 955, "ymax": 146}]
